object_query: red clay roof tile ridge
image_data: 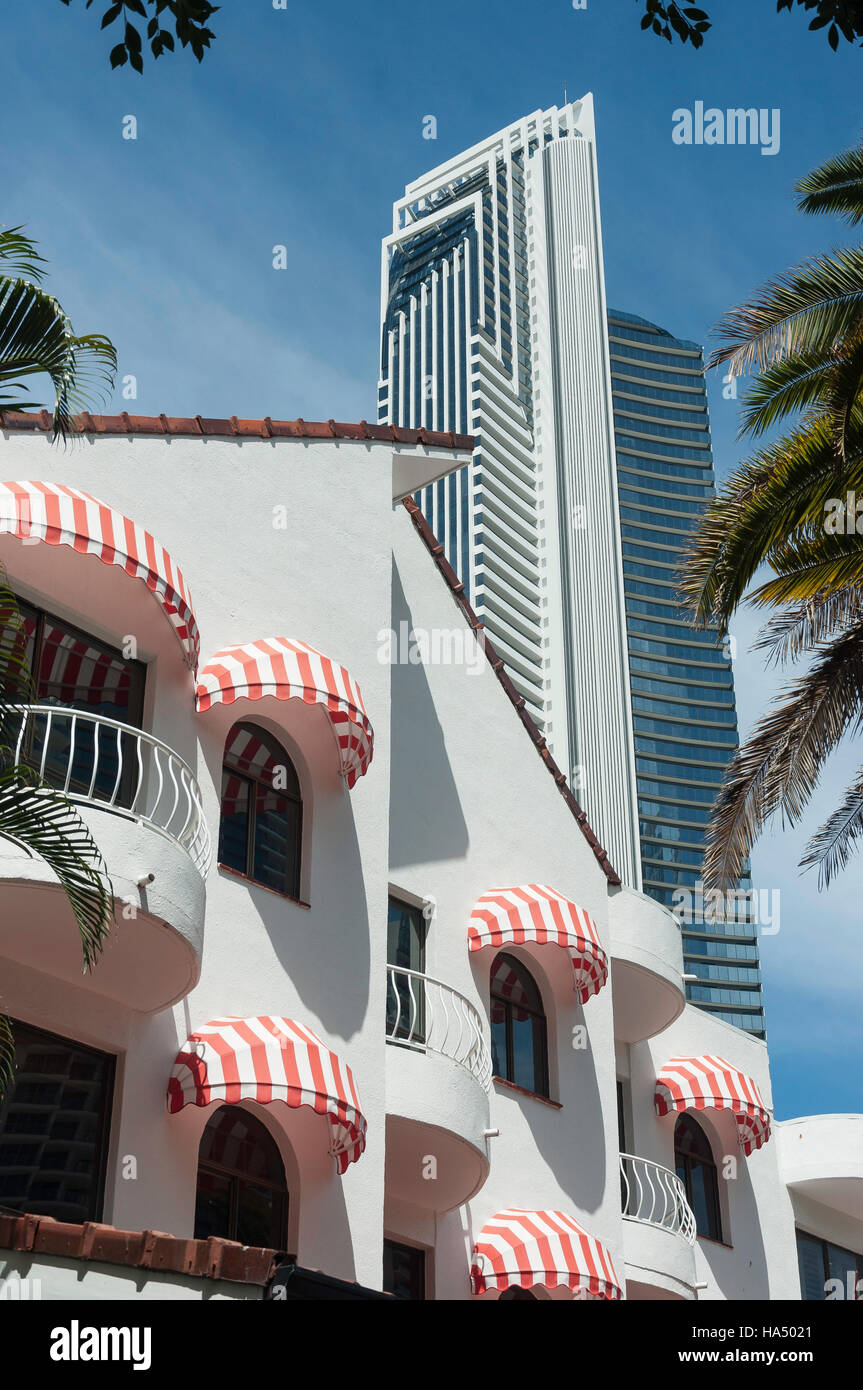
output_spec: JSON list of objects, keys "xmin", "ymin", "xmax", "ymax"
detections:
[
  {"xmin": 0, "ymin": 1211, "xmax": 279, "ymax": 1286},
  {"xmin": 0, "ymin": 410, "xmax": 474, "ymax": 451}
]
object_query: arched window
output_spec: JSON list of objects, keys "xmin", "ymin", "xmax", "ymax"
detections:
[
  {"xmin": 499, "ymin": 1287, "xmax": 538, "ymax": 1301},
  {"xmin": 218, "ymin": 722, "xmax": 302, "ymax": 897},
  {"xmin": 489, "ymin": 952, "xmax": 549, "ymax": 1097},
  {"xmin": 194, "ymin": 1107, "xmax": 289, "ymax": 1250},
  {"xmin": 674, "ymin": 1114, "xmax": 721, "ymax": 1241}
]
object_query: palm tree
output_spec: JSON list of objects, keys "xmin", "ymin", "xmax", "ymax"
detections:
[
  {"xmin": 0, "ymin": 224, "xmax": 117, "ymax": 1094},
  {"xmin": 681, "ymin": 139, "xmax": 863, "ymax": 892},
  {"xmin": 0, "ymin": 572, "xmax": 114, "ymax": 1096},
  {"xmin": 0, "ymin": 225, "xmax": 116, "ymax": 438}
]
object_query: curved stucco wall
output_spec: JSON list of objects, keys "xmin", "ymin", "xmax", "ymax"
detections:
[
  {"xmin": 622, "ymin": 1217, "xmax": 697, "ymax": 1300},
  {"xmin": 608, "ymin": 886, "xmax": 685, "ymax": 1042},
  {"xmin": 0, "ymin": 804, "xmax": 205, "ymax": 1011},
  {"xmin": 777, "ymin": 1115, "xmax": 863, "ymax": 1221}
]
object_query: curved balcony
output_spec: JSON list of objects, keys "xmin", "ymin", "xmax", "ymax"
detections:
[
  {"xmin": 385, "ymin": 966, "xmax": 491, "ymax": 1212},
  {"xmin": 608, "ymin": 888, "xmax": 686, "ymax": 1042},
  {"xmin": 0, "ymin": 705, "xmax": 210, "ymax": 1012},
  {"xmin": 620, "ymin": 1154, "xmax": 698, "ymax": 1301},
  {"xmin": 777, "ymin": 1115, "xmax": 863, "ymax": 1221}
]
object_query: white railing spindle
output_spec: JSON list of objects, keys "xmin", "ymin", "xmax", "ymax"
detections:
[
  {"xmin": 619, "ymin": 1152, "xmax": 697, "ymax": 1245},
  {"xmin": 386, "ymin": 965, "xmax": 491, "ymax": 1091},
  {"xmin": 6, "ymin": 704, "xmax": 212, "ymax": 878}
]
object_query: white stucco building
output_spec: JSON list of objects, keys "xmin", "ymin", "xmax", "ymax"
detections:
[
  {"xmin": 379, "ymin": 97, "xmax": 642, "ymax": 887},
  {"xmin": 0, "ymin": 411, "xmax": 859, "ymax": 1301}
]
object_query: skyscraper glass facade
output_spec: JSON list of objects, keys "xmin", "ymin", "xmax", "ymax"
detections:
[{"xmin": 608, "ymin": 309, "xmax": 765, "ymax": 1037}]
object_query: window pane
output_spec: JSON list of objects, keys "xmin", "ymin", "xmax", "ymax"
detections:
[
  {"xmin": 195, "ymin": 1108, "xmax": 288, "ymax": 1249},
  {"xmin": 490, "ymin": 1002, "xmax": 507, "ymax": 1079},
  {"xmin": 199, "ymin": 1108, "xmax": 284, "ymax": 1183},
  {"xmin": 383, "ymin": 1239, "xmax": 425, "ymax": 1300},
  {"xmin": 194, "ymin": 1169, "xmax": 232, "ymax": 1242},
  {"xmin": 0, "ymin": 1023, "xmax": 113, "ymax": 1224},
  {"xmin": 490, "ymin": 953, "xmax": 541, "ymax": 1012},
  {"xmin": 511, "ymin": 1010, "xmax": 538, "ymax": 1092},
  {"xmin": 827, "ymin": 1242, "xmax": 860, "ymax": 1297},
  {"xmin": 253, "ymin": 785, "xmax": 296, "ymax": 893},
  {"xmin": 0, "ymin": 601, "xmax": 35, "ymax": 697},
  {"xmin": 236, "ymin": 1180, "xmax": 283, "ymax": 1250},
  {"xmin": 796, "ymin": 1232, "xmax": 827, "ymax": 1300},
  {"xmin": 386, "ymin": 899, "xmax": 425, "ymax": 972},
  {"xmin": 224, "ymin": 723, "xmax": 298, "ymax": 796},
  {"xmin": 38, "ymin": 622, "xmax": 137, "ymax": 721},
  {"xmin": 219, "ymin": 773, "xmax": 249, "ymax": 873},
  {"xmin": 687, "ymin": 1160, "xmax": 720, "ymax": 1241}
]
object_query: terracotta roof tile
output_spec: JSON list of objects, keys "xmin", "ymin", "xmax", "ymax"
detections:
[
  {"xmin": 402, "ymin": 497, "xmax": 621, "ymax": 885},
  {"xmin": 0, "ymin": 1211, "xmax": 279, "ymax": 1286},
  {"xmin": 0, "ymin": 411, "xmax": 474, "ymax": 451}
]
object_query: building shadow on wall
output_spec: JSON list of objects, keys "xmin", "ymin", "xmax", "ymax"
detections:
[
  {"xmin": 198, "ymin": 738, "xmax": 371, "ymax": 1041},
  {"xmin": 389, "ymin": 562, "xmax": 469, "ymax": 869}
]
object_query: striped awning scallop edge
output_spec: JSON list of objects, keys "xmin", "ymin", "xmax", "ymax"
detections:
[
  {"xmin": 469, "ymin": 885, "xmax": 608, "ymax": 1003},
  {"xmin": 195, "ymin": 638, "xmax": 373, "ymax": 788},
  {"xmin": 0, "ymin": 481, "xmax": 198, "ymax": 667},
  {"xmin": 655, "ymin": 1055, "xmax": 771, "ymax": 1156},
  {"xmin": 470, "ymin": 1209, "xmax": 623, "ymax": 1300},
  {"xmin": 168, "ymin": 1016, "xmax": 367, "ymax": 1173}
]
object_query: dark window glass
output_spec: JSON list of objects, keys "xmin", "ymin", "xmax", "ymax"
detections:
[
  {"xmin": 674, "ymin": 1114, "xmax": 721, "ymax": 1241},
  {"xmin": 1, "ymin": 597, "xmax": 146, "ymax": 806},
  {"xmin": 383, "ymin": 1238, "xmax": 426, "ymax": 1300},
  {"xmin": 489, "ymin": 952, "xmax": 548, "ymax": 1098},
  {"xmin": 5, "ymin": 597, "xmax": 145, "ymax": 722},
  {"xmin": 499, "ymin": 1286, "xmax": 537, "ymax": 1300},
  {"xmin": 386, "ymin": 898, "xmax": 426, "ymax": 1043},
  {"xmin": 616, "ymin": 1080, "xmax": 628, "ymax": 1152},
  {"xmin": 218, "ymin": 722, "xmax": 302, "ymax": 897},
  {"xmin": 796, "ymin": 1230, "xmax": 862, "ymax": 1300},
  {"xmin": 194, "ymin": 1107, "xmax": 288, "ymax": 1251},
  {"xmin": 0, "ymin": 1022, "xmax": 114, "ymax": 1223}
]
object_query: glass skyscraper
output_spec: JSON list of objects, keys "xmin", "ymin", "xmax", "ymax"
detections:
[
  {"xmin": 609, "ymin": 309, "xmax": 765, "ymax": 1037},
  {"xmin": 379, "ymin": 99, "xmax": 765, "ymax": 1036}
]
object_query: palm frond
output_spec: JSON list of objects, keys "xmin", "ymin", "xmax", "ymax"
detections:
[
  {"xmin": 0, "ymin": 227, "xmax": 46, "ymax": 282},
  {"xmin": 0, "ymin": 277, "xmax": 116, "ymax": 440},
  {"xmin": 0, "ymin": 1012, "xmax": 14, "ymax": 1101},
  {"xmin": 707, "ymin": 246, "xmax": 863, "ymax": 378},
  {"xmin": 0, "ymin": 578, "xmax": 34, "ymax": 711},
  {"xmin": 796, "ymin": 142, "xmax": 863, "ymax": 226},
  {"xmin": 746, "ymin": 530, "xmax": 863, "ymax": 608},
  {"xmin": 818, "ymin": 326, "xmax": 863, "ymax": 462},
  {"xmin": 0, "ymin": 766, "xmax": 114, "ymax": 969},
  {"xmin": 701, "ymin": 621, "xmax": 863, "ymax": 889},
  {"xmin": 678, "ymin": 416, "xmax": 863, "ymax": 628},
  {"xmin": 800, "ymin": 763, "xmax": 863, "ymax": 888},
  {"xmin": 754, "ymin": 587, "xmax": 863, "ymax": 667},
  {"xmin": 736, "ymin": 350, "xmax": 840, "ymax": 437}
]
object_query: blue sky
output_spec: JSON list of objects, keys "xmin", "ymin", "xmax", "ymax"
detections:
[{"xmin": 4, "ymin": 0, "xmax": 862, "ymax": 1118}]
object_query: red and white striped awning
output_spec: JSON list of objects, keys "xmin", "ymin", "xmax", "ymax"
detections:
[
  {"xmin": 469, "ymin": 885, "xmax": 608, "ymax": 1003},
  {"xmin": 655, "ymin": 1055, "xmax": 771, "ymax": 1156},
  {"xmin": 0, "ymin": 481, "xmax": 198, "ymax": 667},
  {"xmin": 470, "ymin": 1209, "xmax": 623, "ymax": 1300},
  {"xmin": 167, "ymin": 1016, "xmax": 367, "ymax": 1173},
  {"xmin": 195, "ymin": 638, "xmax": 373, "ymax": 788}
]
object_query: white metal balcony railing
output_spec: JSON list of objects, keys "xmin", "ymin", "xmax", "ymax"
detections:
[
  {"xmin": 386, "ymin": 965, "xmax": 493, "ymax": 1091},
  {"xmin": 6, "ymin": 704, "xmax": 212, "ymax": 878},
  {"xmin": 620, "ymin": 1153, "xmax": 697, "ymax": 1245}
]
